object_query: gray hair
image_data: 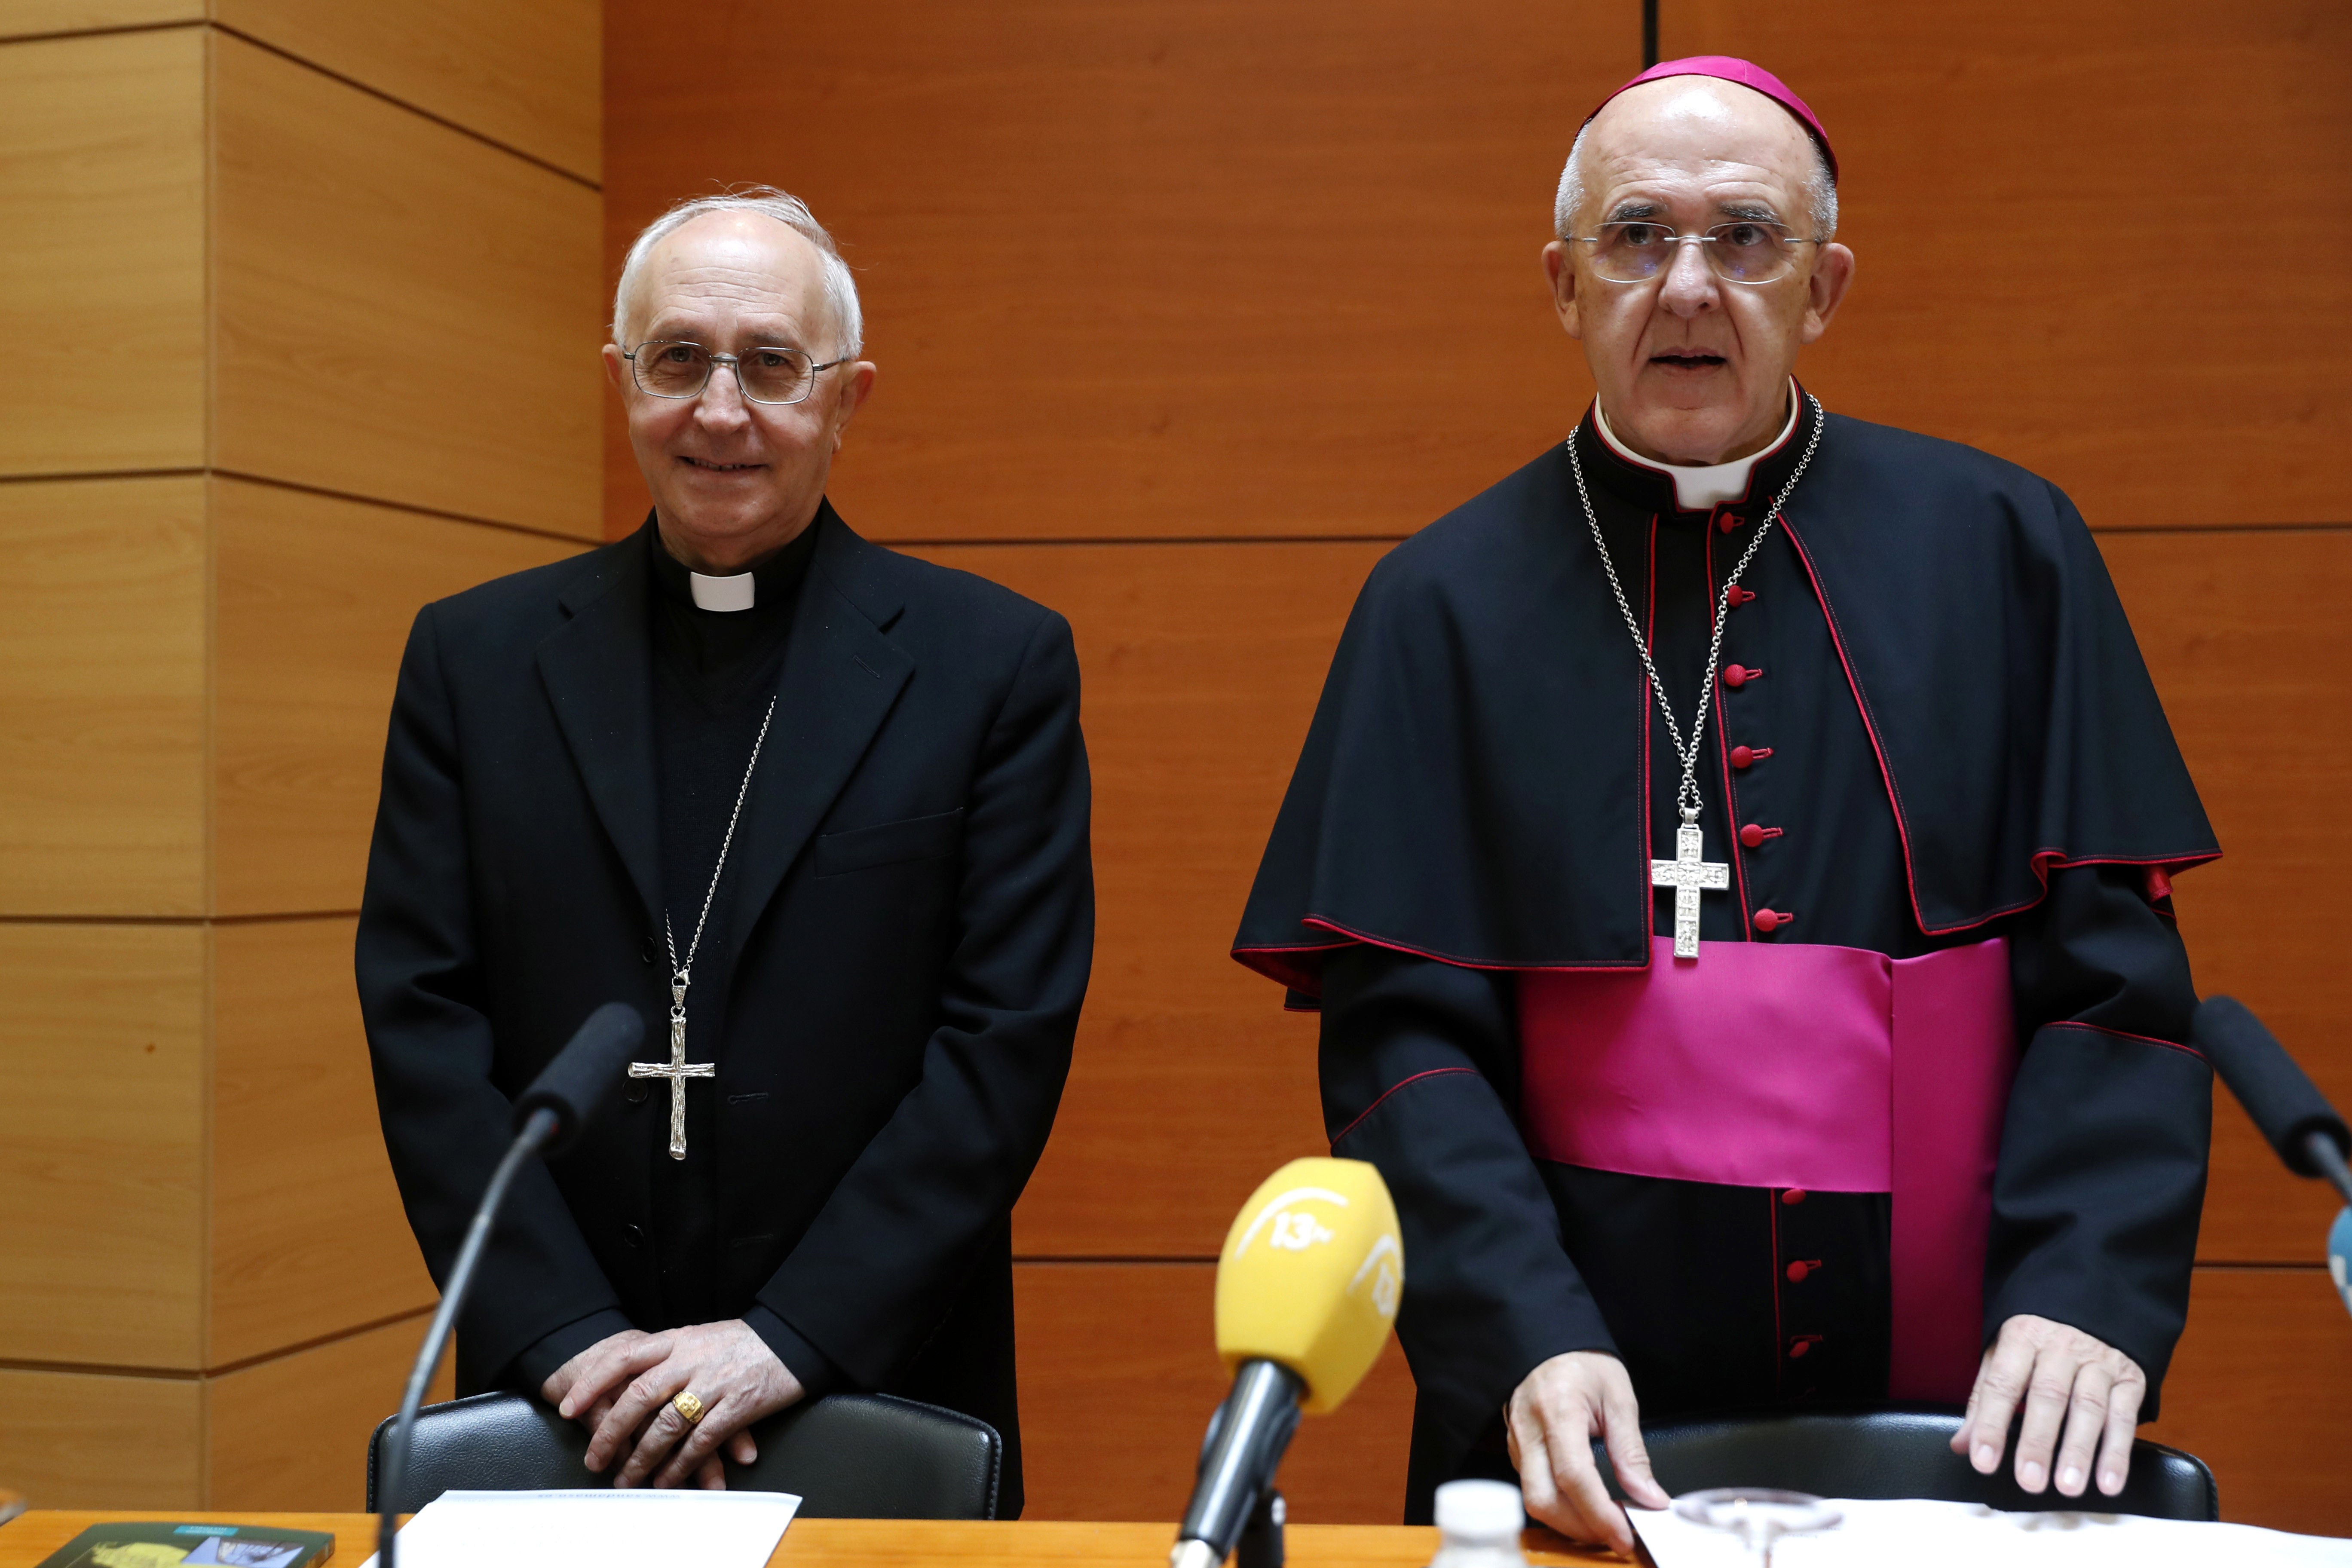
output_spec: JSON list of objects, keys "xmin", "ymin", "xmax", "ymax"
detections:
[
  {"xmin": 1552, "ymin": 119, "xmax": 1838, "ymax": 242},
  {"xmin": 611, "ymin": 185, "xmax": 864, "ymax": 357}
]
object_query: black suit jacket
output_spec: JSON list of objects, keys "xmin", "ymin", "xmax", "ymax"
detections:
[{"xmin": 356, "ymin": 507, "xmax": 1090, "ymax": 1509}]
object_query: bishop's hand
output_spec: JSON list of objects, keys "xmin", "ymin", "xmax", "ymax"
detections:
[
  {"xmin": 1952, "ymin": 1313, "xmax": 2146, "ymax": 1499},
  {"xmin": 543, "ymin": 1320, "xmax": 806, "ymax": 1490},
  {"xmin": 1504, "ymin": 1350, "xmax": 1670, "ymax": 1555}
]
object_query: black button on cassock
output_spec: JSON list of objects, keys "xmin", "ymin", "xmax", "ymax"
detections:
[
  {"xmin": 625, "ymin": 1078, "xmax": 651, "ymax": 1105},
  {"xmin": 624, "ymin": 1223, "xmax": 646, "ymax": 1248}
]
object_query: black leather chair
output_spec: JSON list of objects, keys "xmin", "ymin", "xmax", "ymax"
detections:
[
  {"xmin": 368, "ymin": 1391, "xmax": 1001, "ymax": 1519},
  {"xmin": 1593, "ymin": 1406, "xmax": 2215, "ymax": 1521}
]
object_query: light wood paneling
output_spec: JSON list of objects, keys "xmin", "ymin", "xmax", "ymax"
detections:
[
  {"xmin": 2101, "ymin": 529, "xmax": 2352, "ymax": 1262},
  {"xmin": 212, "ymin": 31, "xmax": 604, "ymax": 538},
  {"xmin": 603, "ymin": 1, "xmax": 1624, "ymax": 541},
  {"xmin": 215, "ymin": 0, "xmax": 600, "ymax": 182},
  {"xmin": 0, "ymin": 27, "xmax": 204, "ymax": 477},
  {"xmin": 1014, "ymin": 1262, "xmax": 1416, "ymax": 1525},
  {"xmin": 206, "ymin": 1312, "xmax": 451, "ymax": 1511},
  {"xmin": 1659, "ymin": 0, "xmax": 2352, "ymax": 529},
  {"xmin": 0, "ymin": 4, "xmax": 198, "ymax": 40},
  {"xmin": 2149, "ymin": 1265, "xmax": 2352, "ymax": 1535},
  {"xmin": 906, "ymin": 542, "xmax": 1384, "ymax": 1256},
  {"xmin": 0, "ymin": 477, "xmax": 206, "ymax": 916},
  {"xmin": 210, "ymin": 917, "xmax": 436, "ymax": 1366},
  {"xmin": 211, "ymin": 477, "xmax": 585, "ymax": 916},
  {"xmin": 0, "ymin": 1369, "xmax": 202, "ymax": 1510},
  {"xmin": 0, "ymin": 923, "xmax": 203, "ymax": 1369}
]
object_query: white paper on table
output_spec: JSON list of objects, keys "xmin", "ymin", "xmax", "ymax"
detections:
[
  {"xmin": 1631, "ymin": 1496, "xmax": 2352, "ymax": 1568},
  {"xmin": 355, "ymin": 1487, "xmax": 802, "ymax": 1568}
]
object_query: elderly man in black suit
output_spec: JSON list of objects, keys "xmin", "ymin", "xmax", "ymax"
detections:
[{"xmin": 357, "ymin": 187, "xmax": 1091, "ymax": 1512}]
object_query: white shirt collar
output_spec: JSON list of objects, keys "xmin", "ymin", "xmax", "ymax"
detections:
[
  {"xmin": 688, "ymin": 570, "xmax": 756, "ymax": 612},
  {"xmin": 1593, "ymin": 382, "xmax": 1802, "ymax": 511}
]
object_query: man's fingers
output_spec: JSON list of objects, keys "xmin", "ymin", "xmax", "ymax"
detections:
[
  {"xmin": 1963, "ymin": 1332, "xmax": 2037, "ymax": 1474},
  {"xmin": 563, "ymin": 1337, "xmax": 669, "ymax": 1422},
  {"xmin": 652, "ymin": 1402, "xmax": 737, "ymax": 1491},
  {"xmin": 615, "ymin": 1398, "xmax": 697, "ymax": 1488},
  {"xmin": 1510, "ymin": 1419, "xmax": 1561, "ymax": 1523},
  {"xmin": 2010, "ymin": 1352, "xmax": 2079, "ymax": 1494},
  {"xmin": 696, "ymin": 1453, "xmax": 726, "ymax": 1491},
  {"xmin": 588, "ymin": 1369, "xmax": 683, "ymax": 1473},
  {"xmin": 2095, "ymin": 1374, "xmax": 2146, "ymax": 1497},
  {"xmin": 2050, "ymin": 1364, "xmax": 2113, "ymax": 1498},
  {"xmin": 1548, "ymin": 1433, "xmax": 1634, "ymax": 1557},
  {"xmin": 728, "ymin": 1430, "xmax": 758, "ymax": 1466},
  {"xmin": 1599, "ymin": 1393, "xmax": 1667, "ymax": 1509}
]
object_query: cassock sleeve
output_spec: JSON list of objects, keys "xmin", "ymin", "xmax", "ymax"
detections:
[
  {"xmin": 1986, "ymin": 863, "xmax": 2211, "ymax": 1414},
  {"xmin": 1319, "ymin": 944, "xmax": 1618, "ymax": 1463},
  {"xmin": 357, "ymin": 602, "xmax": 628, "ymax": 1388},
  {"xmin": 751, "ymin": 609, "xmax": 1090, "ymax": 1387}
]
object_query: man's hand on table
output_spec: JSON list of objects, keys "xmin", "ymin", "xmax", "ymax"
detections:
[
  {"xmin": 542, "ymin": 1320, "xmax": 807, "ymax": 1490},
  {"xmin": 1505, "ymin": 1351, "xmax": 1670, "ymax": 1556},
  {"xmin": 1952, "ymin": 1313, "xmax": 2146, "ymax": 1499}
]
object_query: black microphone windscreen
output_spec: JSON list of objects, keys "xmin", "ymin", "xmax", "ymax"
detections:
[
  {"xmin": 514, "ymin": 1002, "xmax": 644, "ymax": 1155},
  {"xmin": 2193, "ymin": 995, "xmax": 2349, "ymax": 1177}
]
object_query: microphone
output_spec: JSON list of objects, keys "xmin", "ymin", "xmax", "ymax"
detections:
[
  {"xmin": 1171, "ymin": 1158, "xmax": 1406, "ymax": 1568},
  {"xmin": 375, "ymin": 1003, "xmax": 644, "ymax": 1567}
]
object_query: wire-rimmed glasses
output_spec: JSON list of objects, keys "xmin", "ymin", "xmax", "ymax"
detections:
[
  {"xmin": 622, "ymin": 340, "xmax": 848, "ymax": 405},
  {"xmin": 1570, "ymin": 220, "xmax": 1825, "ymax": 285}
]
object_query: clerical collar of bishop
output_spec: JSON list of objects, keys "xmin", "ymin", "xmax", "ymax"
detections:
[
  {"xmin": 645, "ymin": 511, "xmax": 820, "ymax": 613},
  {"xmin": 1593, "ymin": 380, "xmax": 1802, "ymax": 511}
]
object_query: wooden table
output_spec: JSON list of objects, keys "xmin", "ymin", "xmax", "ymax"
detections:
[{"xmin": 0, "ymin": 1511, "xmax": 1619, "ymax": 1565}]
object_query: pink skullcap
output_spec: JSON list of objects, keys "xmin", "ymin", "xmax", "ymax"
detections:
[{"xmin": 1586, "ymin": 56, "xmax": 1837, "ymax": 182}]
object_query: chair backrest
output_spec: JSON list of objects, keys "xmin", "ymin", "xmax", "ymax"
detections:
[
  {"xmin": 1594, "ymin": 1405, "xmax": 2216, "ymax": 1522},
  {"xmin": 368, "ymin": 1390, "xmax": 1000, "ymax": 1519}
]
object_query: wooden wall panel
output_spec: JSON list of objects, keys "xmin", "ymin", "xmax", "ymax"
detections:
[
  {"xmin": 0, "ymin": 924, "xmax": 203, "ymax": 1369},
  {"xmin": 0, "ymin": 478, "xmax": 205, "ymax": 916},
  {"xmin": 603, "ymin": 0, "xmax": 1626, "ymax": 542},
  {"xmin": 1658, "ymin": 0, "xmax": 2352, "ymax": 529},
  {"xmin": 903, "ymin": 542, "xmax": 1387, "ymax": 1256},
  {"xmin": 2102, "ymin": 529, "xmax": 2352, "ymax": 1262},
  {"xmin": 211, "ymin": 478, "xmax": 584, "ymax": 916},
  {"xmin": 212, "ymin": 31, "xmax": 604, "ymax": 539},
  {"xmin": 0, "ymin": 3, "xmax": 197, "ymax": 40},
  {"xmin": 0, "ymin": 1368, "xmax": 201, "ymax": 1509},
  {"xmin": 216, "ymin": 0, "xmax": 600, "ymax": 182},
  {"xmin": 205, "ymin": 1313, "xmax": 452, "ymax": 1510},
  {"xmin": 2149, "ymin": 1266, "xmax": 2352, "ymax": 1534},
  {"xmin": 1014, "ymin": 1262, "xmax": 1415, "ymax": 1525},
  {"xmin": 209, "ymin": 917, "xmax": 436, "ymax": 1366},
  {"xmin": 0, "ymin": 28, "xmax": 204, "ymax": 477}
]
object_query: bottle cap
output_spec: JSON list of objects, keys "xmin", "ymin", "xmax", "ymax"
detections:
[{"xmin": 1433, "ymin": 1479, "xmax": 1525, "ymax": 1540}]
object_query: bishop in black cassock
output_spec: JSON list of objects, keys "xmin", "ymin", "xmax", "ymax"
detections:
[
  {"xmin": 358, "ymin": 192, "xmax": 1090, "ymax": 1509},
  {"xmin": 1234, "ymin": 61, "xmax": 2214, "ymax": 1546}
]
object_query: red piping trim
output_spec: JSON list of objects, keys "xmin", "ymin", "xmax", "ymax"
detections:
[
  {"xmin": 1707, "ymin": 520, "xmax": 1756, "ymax": 935},
  {"xmin": 2043, "ymin": 1020, "xmax": 2206, "ymax": 1063},
  {"xmin": 1330, "ymin": 1067, "xmax": 1479, "ymax": 1145}
]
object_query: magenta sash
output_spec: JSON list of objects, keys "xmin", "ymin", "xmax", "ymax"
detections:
[{"xmin": 1517, "ymin": 936, "xmax": 2017, "ymax": 1401}]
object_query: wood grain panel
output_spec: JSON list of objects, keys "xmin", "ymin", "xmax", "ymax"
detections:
[
  {"xmin": 1014, "ymin": 1262, "xmax": 1415, "ymax": 1525},
  {"xmin": 0, "ymin": 4, "xmax": 198, "ymax": 40},
  {"xmin": 212, "ymin": 478, "xmax": 584, "ymax": 916},
  {"xmin": 0, "ymin": 923, "xmax": 203, "ymax": 1369},
  {"xmin": 2148, "ymin": 1266, "xmax": 2352, "ymax": 1535},
  {"xmin": 1659, "ymin": 0, "xmax": 2352, "ymax": 528},
  {"xmin": 212, "ymin": 31, "xmax": 603, "ymax": 538},
  {"xmin": 0, "ymin": 28, "xmax": 203, "ymax": 477},
  {"xmin": 205, "ymin": 1313, "xmax": 452, "ymax": 1510},
  {"xmin": 0, "ymin": 477, "xmax": 205, "ymax": 916},
  {"xmin": 0, "ymin": 1369, "xmax": 201, "ymax": 1510},
  {"xmin": 209, "ymin": 917, "xmax": 437, "ymax": 1366},
  {"xmin": 603, "ymin": 0, "xmax": 1624, "ymax": 541},
  {"xmin": 903, "ymin": 542, "xmax": 1385, "ymax": 1256},
  {"xmin": 2101, "ymin": 529, "xmax": 2352, "ymax": 1262},
  {"xmin": 215, "ymin": 0, "xmax": 599, "ymax": 182}
]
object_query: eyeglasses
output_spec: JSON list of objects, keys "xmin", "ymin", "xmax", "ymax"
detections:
[
  {"xmin": 622, "ymin": 340, "xmax": 848, "ymax": 405},
  {"xmin": 1570, "ymin": 221, "xmax": 1825, "ymax": 285}
]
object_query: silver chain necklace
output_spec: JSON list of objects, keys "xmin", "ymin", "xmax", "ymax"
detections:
[
  {"xmin": 629, "ymin": 692, "xmax": 778, "ymax": 1158},
  {"xmin": 1565, "ymin": 393, "xmax": 1825, "ymax": 957}
]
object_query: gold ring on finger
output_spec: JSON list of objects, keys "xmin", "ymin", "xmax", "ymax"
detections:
[{"xmin": 672, "ymin": 1390, "xmax": 706, "ymax": 1425}]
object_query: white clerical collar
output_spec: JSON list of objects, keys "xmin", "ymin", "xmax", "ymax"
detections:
[
  {"xmin": 688, "ymin": 570, "xmax": 756, "ymax": 612},
  {"xmin": 1594, "ymin": 382, "xmax": 1801, "ymax": 511}
]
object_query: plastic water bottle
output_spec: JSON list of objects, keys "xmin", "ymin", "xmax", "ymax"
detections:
[{"xmin": 1429, "ymin": 1479, "xmax": 1527, "ymax": 1568}]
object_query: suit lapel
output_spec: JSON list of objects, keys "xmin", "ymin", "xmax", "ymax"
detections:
[
  {"xmin": 723, "ymin": 509, "xmax": 913, "ymax": 961},
  {"xmin": 536, "ymin": 534, "xmax": 665, "ymax": 933}
]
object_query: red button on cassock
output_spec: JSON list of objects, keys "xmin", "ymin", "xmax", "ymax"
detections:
[
  {"xmin": 1740, "ymin": 824, "xmax": 1769, "ymax": 849},
  {"xmin": 1788, "ymin": 1339, "xmax": 1812, "ymax": 1359},
  {"xmin": 1781, "ymin": 1188, "xmax": 1807, "ymax": 1206},
  {"xmin": 1718, "ymin": 512, "xmax": 1743, "ymax": 534},
  {"xmin": 1753, "ymin": 907, "xmax": 1790, "ymax": 933},
  {"xmin": 1785, "ymin": 1261, "xmax": 1811, "ymax": 1283},
  {"xmin": 1723, "ymin": 664, "xmax": 1755, "ymax": 689}
]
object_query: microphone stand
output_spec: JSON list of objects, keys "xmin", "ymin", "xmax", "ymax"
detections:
[
  {"xmin": 2303, "ymin": 1128, "xmax": 2352, "ymax": 1208},
  {"xmin": 374, "ymin": 1106, "xmax": 559, "ymax": 1568}
]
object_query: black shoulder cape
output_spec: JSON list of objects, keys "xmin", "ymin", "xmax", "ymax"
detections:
[{"xmin": 1233, "ymin": 400, "xmax": 2217, "ymax": 998}]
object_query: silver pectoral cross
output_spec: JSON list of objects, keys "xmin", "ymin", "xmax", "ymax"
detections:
[
  {"xmin": 630, "ymin": 977, "xmax": 715, "ymax": 1159},
  {"xmin": 1652, "ymin": 820, "xmax": 1731, "ymax": 959}
]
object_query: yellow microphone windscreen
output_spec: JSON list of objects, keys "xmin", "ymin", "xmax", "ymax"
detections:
[{"xmin": 1213, "ymin": 1157, "xmax": 1404, "ymax": 1414}]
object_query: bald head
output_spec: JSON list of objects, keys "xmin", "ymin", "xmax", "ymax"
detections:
[{"xmin": 1556, "ymin": 77, "xmax": 1836, "ymax": 243}]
